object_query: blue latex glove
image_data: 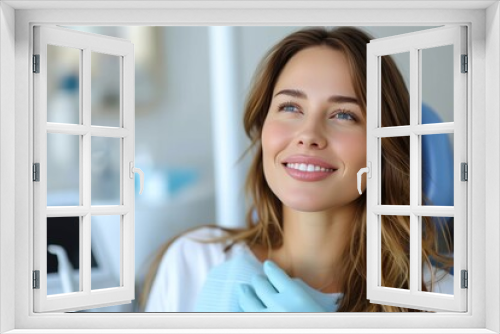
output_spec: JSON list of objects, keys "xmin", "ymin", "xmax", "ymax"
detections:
[{"xmin": 237, "ymin": 260, "xmax": 327, "ymax": 312}]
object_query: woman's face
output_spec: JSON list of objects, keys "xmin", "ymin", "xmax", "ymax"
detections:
[{"xmin": 262, "ymin": 45, "xmax": 366, "ymax": 212}]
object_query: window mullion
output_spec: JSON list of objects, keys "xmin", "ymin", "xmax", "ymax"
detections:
[
  {"xmin": 78, "ymin": 48, "xmax": 84, "ymax": 293},
  {"xmin": 90, "ymin": 205, "xmax": 130, "ymax": 215},
  {"xmin": 373, "ymin": 123, "xmax": 454, "ymax": 138},
  {"xmin": 33, "ymin": 27, "xmax": 49, "ymax": 306},
  {"xmin": 45, "ymin": 123, "xmax": 130, "ymax": 139},
  {"xmin": 413, "ymin": 123, "xmax": 454, "ymax": 135},
  {"xmin": 409, "ymin": 47, "xmax": 420, "ymax": 294},
  {"xmin": 82, "ymin": 47, "xmax": 92, "ymax": 295},
  {"xmin": 46, "ymin": 123, "xmax": 88, "ymax": 135},
  {"xmin": 45, "ymin": 205, "xmax": 129, "ymax": 217},
  {"xmin": 454, "ymin": 26, "xmax": 468, "ymax": 309},
  {"xmin": 90, "ymin": 127, "xmax": 129, "ymax": 138},
  {"xmin": 373, "ymin": 205, "xmax": 454, "ymax": 216},
  {"xmin": 365, "ymin": 45, "xmax": 379, "ymax": 296},
  {"xmin": 82, "ymin": 47, "xmax": 91, "ymax": 208},
  {"xmin": 122, "ymin": 51, "xmax": 135, "ymax": 294}
]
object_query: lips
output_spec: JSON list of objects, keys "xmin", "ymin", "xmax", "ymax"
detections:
[
  {"xmin": 281, "ymin": 155, "xmax": 337, "ymax": 182},
  {"xmin": 282, "ymin": 155, "xmax": 337, "ymax": 170}
]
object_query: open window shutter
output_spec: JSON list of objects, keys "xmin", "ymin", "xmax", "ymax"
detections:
[
  {"xmin": 366, "ymin": 26, "xmax": 467, "ymax": 312},
  {"xmin": 33, "ymin": 25, "xmax": 136, "ymax": 312}
]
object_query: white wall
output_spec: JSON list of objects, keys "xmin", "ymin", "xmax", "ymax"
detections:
[
  {"xmin": 485, "ymin": 2, "xmax": 500, "ymax": 332},
  {"xmin": 0, "ymin": 1, "xmax": 16, "ymax": 331}
]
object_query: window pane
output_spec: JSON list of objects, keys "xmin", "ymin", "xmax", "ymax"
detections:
[
  {"xmin": 421, "ymin": 45, "xmax": 454, "ymax": 124},
  {"xmin": 380, "ymin": 215, "xmax": 410, "ymax": 290},
  {"xmin": 381, "ymin": 52, "xmax": 410, "ymax": 127},
  {"xmin": 381, "ymin": 136, "xmax": 410, "ymax": 205},
  {"xmin": 421, "ymin": 216, "xmax": 454, "ymax": 295},
  {"xmin": 47, "ymin": 217, "xmax": 81, "ymax": 295},
  {"xmin": 92, "ymin": 52, "xmax": 120, "ymax": 127},
  {"xmin": 91, "ymin": 137, "xmax": 121, "ymax": 205},
  {"xmin": 47, "ymin": 45, "xmax": 80, "ymax": 124},
  {"xmin": 91, "ymin": 215, "xmax": 121, "ymax": 290},
  {"xmin": 422, "ymin": 134, "xmax": 454, "ymax": 206},
  {"xmin": 47, "ymin": 133, "xmax": 79, "ymax": 206}
]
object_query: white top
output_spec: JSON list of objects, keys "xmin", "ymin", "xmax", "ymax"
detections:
[
  {"xmin": 145, "ymin": 227, "xmax": 454, "ymax": 312},
  {"xmin": 145, "ymin": 227, "xmax": 241, "ymax": 312}
]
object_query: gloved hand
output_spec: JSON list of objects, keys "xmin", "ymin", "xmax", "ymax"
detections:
[{"xmin": 237, "ymin": 260, "xmax": 327, "ymax": 312}]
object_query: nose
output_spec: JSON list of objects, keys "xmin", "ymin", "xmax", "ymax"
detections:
[{"xmin": 296, "ymin": 119, "xmax": 327, "ymax": 150}]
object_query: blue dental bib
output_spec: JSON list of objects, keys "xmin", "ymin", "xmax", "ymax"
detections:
[{"xmin": 194, "ymin": 247, "xmax": 343, "ymax": 312}]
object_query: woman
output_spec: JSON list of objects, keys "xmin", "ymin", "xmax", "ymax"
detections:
[{"xmin": 142, "ymin": 26, "xmax": 453, "ymax": 312}]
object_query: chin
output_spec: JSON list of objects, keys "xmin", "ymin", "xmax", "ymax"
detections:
[
  {"xmin": 280, "ymin": 196, "xmax": 334, "ymax": 213},
  {"xmin": 278, "ymin": 191, "xmax": 361, "ymax": 213}
]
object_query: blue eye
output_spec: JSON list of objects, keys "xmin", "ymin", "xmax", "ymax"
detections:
[
  {"xmin": 278, "ymin": 102, "xmax": 300, "ymax": 113},
  {"xmin": 333, "ymin": 111, "xmax": 355, "ymax": 121}
]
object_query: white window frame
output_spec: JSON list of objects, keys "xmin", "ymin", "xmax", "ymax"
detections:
[
  {"xmin": 0, "ymin": 1, "xmax": 498, "ymax": 334},
  {"xmin": 365, "ymin": 26, "xmax": 467, "ymax": 312},
  {"xmin": 33, "ymin": 25, "xmax": 136, "ymax": 313}
]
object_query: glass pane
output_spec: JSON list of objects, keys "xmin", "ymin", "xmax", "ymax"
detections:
[
  {"xmin": 91, "ymin": 137, "xmax": 121, "ymax": 205},
  {"xmin": 380, "ymin": 215, "xmax": 410, "ymax": 290},
  {"xmin": 421, "ymin": 45, "xmax": 454, "ymax": 124},
  {"xmin": 421, "ymin": 216, "xmax": 454, "ymax": 295},
  {"xmin": 91, "ymin": 215, "xmax": 121, "ymax": 290},
  {"xmin": 422, "ymin": 134, "xmax": 454, "ymax": 206},
  {"xmin": 381, "ymin": 52, "xmax": 410, "ymax": 127},
  {"xmin": 47, "ymin": 133, "xmax": 79, "ymax": 206},
  {"xmin": 47, "ymin": 217, "xmax": 80, "ymax": 295},
  {"xmin": 47, "ymin": 45, "xmax": 80, "ymax": 124},
  {"xmin": 92, "ymin": 52, "xmax": 120, "ymax": 127},
  {"xmin": 381, "ymin": 136, "xmax": 410, "ymax": 205}
]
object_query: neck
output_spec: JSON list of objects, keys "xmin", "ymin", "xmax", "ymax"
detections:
[{"xmin": 270, "ymin": 204, "xmax": 357, "ymax": 293}]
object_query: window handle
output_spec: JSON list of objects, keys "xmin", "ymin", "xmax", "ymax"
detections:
[
  {"xmin": 357, "ymin": 162, "xmax": 371, "ymax": 195},
  {"xmin": 129, "ymin": 162, "xmax": 144, "ymax": 195}
]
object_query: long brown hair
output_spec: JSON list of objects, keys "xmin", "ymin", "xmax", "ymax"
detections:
[{"xmin": 141, "ymin": 27, "xmax": 453, "ymax": 312}]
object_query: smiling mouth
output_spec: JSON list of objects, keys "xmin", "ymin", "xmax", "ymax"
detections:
[{"xmin": 283, "ymin": 162, "xmax": 337, "ymax": 173}]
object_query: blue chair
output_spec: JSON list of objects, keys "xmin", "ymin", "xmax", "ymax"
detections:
[
  {"xmin": 422, "ymin": 103, "xmax": 454, "ymax": 207},
  {"xmin": 421, "ymin": 103, "xmax": 454, "ymax": 275}
]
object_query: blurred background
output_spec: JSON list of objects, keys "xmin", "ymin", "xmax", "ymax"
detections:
[{"xmin": 45, "ymin": 26, "xmax": 454, "ymax": 312}]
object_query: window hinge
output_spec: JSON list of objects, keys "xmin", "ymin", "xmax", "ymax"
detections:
[
  {"xmin": 461, "ymin": 162, "xmax": 468, "ymax": 181},
  {"xmin": 461, "ymin": 270, "xmax": 468, "ymax": 289},
  {"xmin": 461, "ymin": 54, "xmax": 468, "ymax": 73},
  {"xmin": 33, "ymin": 270, "xmax": 40, "ymax": 289},
  {"xmin": 33, "ymin": 54, "xmax": 40, "ymax": 73},
  {"xmin": 33, "ymin": 163, "xmax": 40, "ymax": 182}
]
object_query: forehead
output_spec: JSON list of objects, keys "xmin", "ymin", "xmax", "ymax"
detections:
[{"xmin": 273, "ymin": 46, "xmax": 354, "ymax": 95}]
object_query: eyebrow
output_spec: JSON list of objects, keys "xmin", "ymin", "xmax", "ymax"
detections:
[{"xmin": 273, "ymin": 89, "xmax": 359, "ymax": 105}]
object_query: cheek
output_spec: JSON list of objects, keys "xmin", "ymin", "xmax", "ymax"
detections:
[
  {"xmin": 261, "ymin": 120, "xmax": 292, "ymax": 160},
  {"xmin": 333, "ymin": 131, "xmax": 367, "ymax": 168}
]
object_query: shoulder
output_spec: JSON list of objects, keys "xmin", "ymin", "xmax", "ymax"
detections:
[
  {"xmin": 145, "ymin": 226, "xmax": 236, "ymax": 312},
  {"xmin": 179, "ymin": 225, "xmax": 232, "ymax": 243},
  {"xmin": 166, "ymin": 226, "xmax": 234, "ymax": 269}
]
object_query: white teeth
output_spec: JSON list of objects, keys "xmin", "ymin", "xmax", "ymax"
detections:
[{"xmin": 285, "ymin": 163, "xmax": 335, "ymax": 172}]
